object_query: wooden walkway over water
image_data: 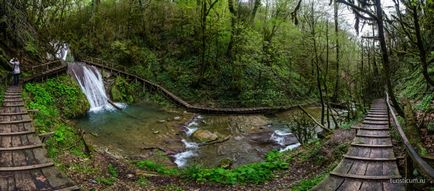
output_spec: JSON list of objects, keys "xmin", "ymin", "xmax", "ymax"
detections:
[
  {"xmin": 0, "ymin": 86, "xmax": 79, "ymax": 190},
  {"xmin": 312, "ymin": 99, "xmax": 405, "ymax": 190}
]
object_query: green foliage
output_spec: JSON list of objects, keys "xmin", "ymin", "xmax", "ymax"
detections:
[
  {"xmin": 108, "ymin": 164, "xmax": 119, "ymax": 178},
  {"xmin": 111, "ymin": 76, "xmax": 135, "ymax": 103},
  {"xmin": 135, "ymin": 160, "xmax": 178, "ymax": 175},
  {"xmin": 24, "ymin": 41, "xmax": 39, "ymax": 56},
  {"xmin": 23, "ymin": 75, "xmax": 89, "ymax": 159},
  {"xmin": 182, "ymin": 150, "xmax": 287, "ymax": 184},
  {"xmin": 136, "ymin": 176, "xmax": 149, "ymax": 188},
  {"xmin": 291, "ymin": 174, "xmax": 326, "ymax": 191},
  {"xmin": 25, "ymin": 75, "xmax": 89, "ymax": 119},
  {"xmin": 415, "ymin": 93, "xmax": 433, "ymax": 112},
  {"xmin": 96, "ymin": 177, "xmax": 116, "ymax": 186}
]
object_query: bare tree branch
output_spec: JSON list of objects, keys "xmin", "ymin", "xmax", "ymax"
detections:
[{"xmin": 337, "ymin": 0, "xmax": 378, "ymax": 20}]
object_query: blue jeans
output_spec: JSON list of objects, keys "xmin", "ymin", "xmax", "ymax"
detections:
[{"xmin": 13, "ymin": 74, "xmax": 19, "ymax": 85}]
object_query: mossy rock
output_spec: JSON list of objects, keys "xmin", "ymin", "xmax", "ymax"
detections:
[
  {"xmin": 110, "ymin": 76, "xmax": 135, "ymax": 103},
  {"xmin": 191, "ymin": 129, "xmax": 218, "ymax": 142}
]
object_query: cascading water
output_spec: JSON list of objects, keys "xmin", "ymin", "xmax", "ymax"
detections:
[{"xmin": 68, "ymin": 62, "xmax": 126, "ymax": 112}]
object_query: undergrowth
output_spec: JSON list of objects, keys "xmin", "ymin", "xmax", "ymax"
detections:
[
  {"xmin": 135, "ymin": 150, "xmax": 288, "ymax": 185},
  {"xmin": 23, "ymin": 75, "xmax": 89, "ymax": 159}
]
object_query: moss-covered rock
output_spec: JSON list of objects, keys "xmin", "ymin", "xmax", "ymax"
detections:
[{"xmin": 110, "ymin": 76, "xmax": 134, "ymax": 103}]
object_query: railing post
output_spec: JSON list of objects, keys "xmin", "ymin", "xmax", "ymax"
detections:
[{"xmin": 405, "ymin": 153, "xmax": 414, "ymax": 190}]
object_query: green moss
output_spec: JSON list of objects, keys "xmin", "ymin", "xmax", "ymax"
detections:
[
  {"xmin": 23, "ymin": 75, "xmax": 90, "ymax": 160},
  {"xmin": 110, "ymin": 76, "xmax": 135, "ymax": 103}
]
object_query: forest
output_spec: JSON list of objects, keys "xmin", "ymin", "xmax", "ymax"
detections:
[{"xmin": 0, "ymin": 0, "xmax": 433, "ymax": 190}]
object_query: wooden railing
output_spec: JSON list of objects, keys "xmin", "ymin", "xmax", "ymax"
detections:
[
  {"xmin": 24, "ymin": 60, "xmax": 68, "ymax": 83},
  {"xmin": 30, "ymin": 60, "xmax": 64, "ymax": 74},
  {"xmin": 385, "ymin": 92, "xmax": 434, "ymax": 182},
  {"xmin": 82, "ymin": 58, "xmax": 317, "ymax": 114}
]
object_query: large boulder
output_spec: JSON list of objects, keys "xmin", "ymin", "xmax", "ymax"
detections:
[{"xmin": 192, "ymin": 129, "xmax": 218, "ymax": 142}]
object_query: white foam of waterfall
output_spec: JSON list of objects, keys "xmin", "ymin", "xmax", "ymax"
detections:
[
  {"xmin": 270, "ymin": 130, "xmax": 292, "ymax": 146},
  {"xmin": 69, "ymin": 63, "xmax": 126, "ymax": 112},
  {"xmin": 184, "ymin": 115, "xmax": 201, "ymax": 136},
  {"xmin": 174, "ymin": 139, "xmax": 199, "ymax": 167},
  {"xmin": 279, "ymin": 143, "xmax": 301, "ymax": 152}
]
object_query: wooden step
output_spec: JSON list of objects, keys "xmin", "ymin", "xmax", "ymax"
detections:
[
  {"xmin": 0, "ymin": 112, "xmax": 28, "ymax": 116},
  {"xmin": 352, "ymin": 127, "xmax": 389, "ymax": 131},
  {"xmin": 351, "ymin": 143, "xmax": 393, "ymax": 148},
  {"xmin": 4, "ymin": 93, "xmax": 21, "ymax": 95},
  {"xmin": 2, "ymin": 104, "xmax": 25, "ymax": 107},
  {"xmin": 0, "ymin": 143, "xmax": 44, "ymax": 151},
  {"xmin": 364, "ymin": 117, "xmax": 388, "ymax": 121},
  {"xmin": 356, "ymin": 134, "xmax": 390, "ymax": 138},
  {"xmin": 363, "ymin": 121, "xmax": 388, "ymax": 125},
  {"xmin": 56, "ymin": 185, "xmax": 81, "ymax": 191},
  {"xmin": 4, "ymin": 96, "xmax": 21, "ymax": 99},
  {"xmin": 0, "ymin": 119, "xmax": 32, "ymax": 124},
  {"xmin": 367, "ymin": 115, "xmax": 388, "ymax": 118},
  {"xmin": 3, "ymin": 99, "xmax": 23, "ymax": 102},
  {"xmin": 0, "ymin": 130, "xmax": 35, "ymax": 136},
  {"xmin": 330, "ymin": 172, "xmax": 401, "ymax": 180},
  {"xmin": 343, "ymin": 154, "xmax": 397, "ymax": 161},
  {"xmin": 367, "ymin": 112, "xmax": 387, "ymax": 115},
  {"xmin": 0, "ymin": 162, "xmax": 54, "ymax": 171}
]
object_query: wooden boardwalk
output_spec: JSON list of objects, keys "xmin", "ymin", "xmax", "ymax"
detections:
[
  {"xmin": 312, "ymin": 99, "xmax": 405, "ymax": 191},
  {"xmin": 0, "ymin": 86, "xmax": 79, "ymax": 190}
]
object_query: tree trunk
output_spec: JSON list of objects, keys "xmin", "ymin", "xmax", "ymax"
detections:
[
  {"xmin": 375, "ymin": 0, "xmax": 404, "ymax": 117},
  {"xmin": 310, "ymin": 3, "xmax": 325, "ymax": 125},
  {"xmin": 333, "ymin": 0, "xmax": 340, "ymax": 102},
  {"xmin": 226, "ymin": 0, "xmax": 236, "ymax": 60},
  {"xmin": 325, "ymin": 21, "xmax": 331, "ymax": 129}
]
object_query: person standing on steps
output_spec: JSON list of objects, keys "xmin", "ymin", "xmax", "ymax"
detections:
[{"xmin": 9, "ymin": 57, "xmax": 21, "ymax": 86}]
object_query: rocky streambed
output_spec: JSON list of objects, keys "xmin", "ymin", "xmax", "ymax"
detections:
[{"xmin": 76, "ymin": 103, "xmax": 326, "ymax": 168}]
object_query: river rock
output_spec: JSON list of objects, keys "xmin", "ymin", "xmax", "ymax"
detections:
[
  {"xmin": 158, "ymin": 120, "xmax": 166, "ymax": 123},
  {"xmin": 174, "ymin": 116, "xmax": 181, "ymax": 121},
  {"xmin": 248, "ymin": 130, "xmax": 274, "ymax": 144},
  {"xmin": 192, "ymin": 129, "xmax": 218, "ymax": 142},
  {"xmin": 218, "ymin": 158, "xmax": 233, "ymax": 169}
]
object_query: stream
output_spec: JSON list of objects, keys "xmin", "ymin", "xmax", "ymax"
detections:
[{"xmin": 74, "ymin": 103, "xmax": 332, "ymax": 168}]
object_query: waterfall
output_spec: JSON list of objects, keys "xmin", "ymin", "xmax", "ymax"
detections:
[{"xmin": 68, "ymin": 62, "xmax": 126, "ymax": 112}]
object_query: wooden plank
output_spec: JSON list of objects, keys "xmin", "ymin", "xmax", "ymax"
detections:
[
  {"xmin": 0, "ymin": 119, "xmax": 32, "ymax": 125},
  {"xmin": 14, "ymin": 171, "xmax": 37, "ymax": 190},
  {"xmin": 357, "ymin": 129, "xmax": 390, "ymax": 137},
  {"xmin": 330, "ymin": 172, "xmax": 401, "ymax": 180},
  {"xmin": 359, "ymin": 181, "xmax": 383, "ymax": 191},
  {"xmin": 0, "ymin": 143, "xmax": 44, "ymax": 151},
  {"xmin": 310, "ymin": 175, "xmax": 344, "ymax": 191},
  {"xmin": 42, "ymin": 167, "xmax": 75, "ymax": 189},
  {"xmin": 31, "ymin": 169, "xmax": 54, "ymax": 190},
  {"xmin": 0, "ymin": 112, "xmax": 28, "ymax": 116},
  {"xmin": 0, "ymin": 163, "xmax": 54, "ymax": 171},
  {"xmin": 356, "ymin": 134, "xmax": 390, "ymax": 138},
  {"xmin": 0, "ymin": 130, "xmax": 35, "ymax": 136},
  {"xmin": 336, "ymin": 178, "xmax": 363, "ymax": 191},
  {"xmin": 343, "ymin": 155, "xmax": 397, "ymax": 161},
  {"xmin": 383, "ymin": 181, "xmax": 405, "ymax": 191},
  {"xmin": 351, "ymin": 143, "xmax": 393, "ymax": 148},
  {"xmin": 0, "ymin": 172, "xmax": 15, "ymax": 191},
  {"xmin": 55, "ymin": 185, "xmax": 81, "ymax": 191}
]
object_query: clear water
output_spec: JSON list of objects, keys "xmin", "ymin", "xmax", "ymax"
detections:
[
  {"xmin": 75, "ymin": 105, "xmax": 329, "ymax": 168},
  {"xmin": 75, "ymin": 102, "xmax": 184, "ymax": 157}
]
